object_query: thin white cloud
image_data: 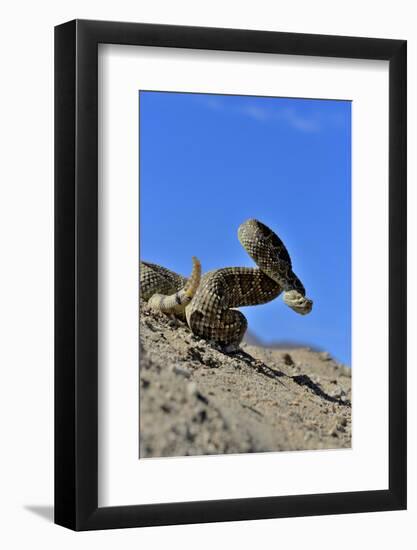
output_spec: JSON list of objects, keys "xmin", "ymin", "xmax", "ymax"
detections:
[
  {"xmin": 281, "ymin": 107, "xmax": 320, "ymax": 133},
  {"xmin": 239, "ymin": 104, "xmax": 269, "ymax": 122},
  {"xmin": 238, "ymin": 103, "xmax": 321, "ymax": 133},
  {"xmin": 197, "ymin": 96, "xmax": 225, "ymax": 111},
  {"xmin": 198, "ymin": 95, "xmax": 323, "ymax": 133}
]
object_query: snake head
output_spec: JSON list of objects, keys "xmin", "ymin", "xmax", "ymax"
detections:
[
  {"xmin": 238, "ymin": 219, "xmax": 308, "ymax": 292},
  {"xmin": 283, "ymin": 290, "xmax": 313, "ymax": 315},
  {"xmin": 238, "ymin": 219, "xmax": 313, "ymax": 315}
]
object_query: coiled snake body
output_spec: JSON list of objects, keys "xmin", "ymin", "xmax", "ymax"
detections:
[{"xmin": 140, "ymin": 219, "xmax": 313, "ymax": 348}]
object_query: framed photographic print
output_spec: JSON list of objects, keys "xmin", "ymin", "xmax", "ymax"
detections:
[{"xmin": 55, "ymin": 19, "xmax": 407, "ymax": 530}]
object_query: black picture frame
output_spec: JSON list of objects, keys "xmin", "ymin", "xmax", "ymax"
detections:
[{"xmin": 55, "ymin": 19, "xmax": 407, "ymax": 531}]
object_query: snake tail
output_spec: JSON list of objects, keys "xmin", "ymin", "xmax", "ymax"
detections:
[{"xmin": 148, "ymin": 256, "xmax": 201, "ymax": 314}]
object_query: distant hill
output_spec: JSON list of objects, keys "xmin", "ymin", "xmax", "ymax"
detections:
[{"xmin": 243, "ymin": 329, "xmax": 322, "ymax": 352}]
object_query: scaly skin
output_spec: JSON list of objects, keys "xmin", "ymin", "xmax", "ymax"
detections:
[
  {"xmin": 140, "ymin": 219, "xmax": 313, "ymax": 348},
  {"xmin": 147, "ymin": 257, "xmax": 201, "ymax": 316}
]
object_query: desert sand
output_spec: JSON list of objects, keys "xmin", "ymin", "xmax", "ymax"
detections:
[{"xmin": 139, "ymin": 300, "xmax": 351, "ymax": 458}]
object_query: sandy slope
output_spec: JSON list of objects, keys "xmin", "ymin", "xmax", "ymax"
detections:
[{"xmin": 139, "ymin": 301, "xmax": 351, "ymax": 458}]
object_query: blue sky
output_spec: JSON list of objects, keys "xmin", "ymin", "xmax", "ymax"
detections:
[{"xmin": 139, "ymin": 91, "xmax": 351, "ymax": 365}]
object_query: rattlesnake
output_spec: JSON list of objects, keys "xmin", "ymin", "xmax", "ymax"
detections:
[{"xmin": 140, "ymin": 219, "xmax": 313, "ymax": 349}]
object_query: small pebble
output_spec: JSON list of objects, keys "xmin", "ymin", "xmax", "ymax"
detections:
[
  {"xmin": 171, "ymin": 365, "xmax": 191, "ymax": 378},
  {"xmin": 337, "ymin": 416, "xmax": 348, "ymax": 427},
  {"xmin": 282, "ymin": 353, "xmax": 294, "ymax": 366},
  {"xmin": 328, "ymin": 424, "xmax": 339, "ymax": 437},
  {"xmin": 187, "ymin": 382, "xmax": 198, "ymax": 397}
]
